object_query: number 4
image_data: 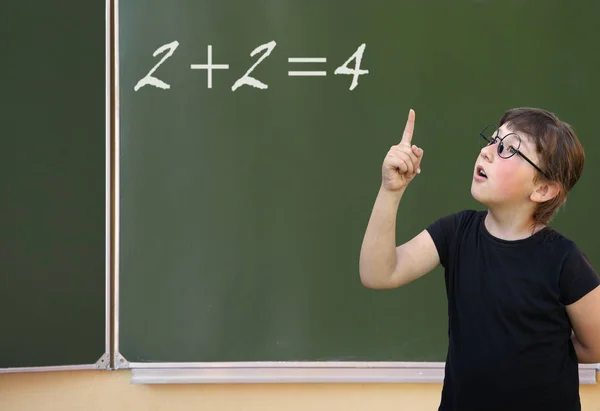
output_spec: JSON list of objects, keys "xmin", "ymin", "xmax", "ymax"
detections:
[{"xmin": 334, "ymin": 43, "xmax": 369, "ymax": 91}]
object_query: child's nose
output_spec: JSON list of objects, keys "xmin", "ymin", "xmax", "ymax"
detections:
[{"xmin": 480, "ymin": 144, "xmax": 494, "ymax": 162}]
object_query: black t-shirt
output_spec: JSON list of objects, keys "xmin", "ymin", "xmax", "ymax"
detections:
[{"xmin": 426, "ymin": 209, "xmax": 600, "ymax": 411}]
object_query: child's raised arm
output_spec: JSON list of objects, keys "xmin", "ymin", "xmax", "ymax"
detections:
[{"xmin": 359, "ymin": 109, "xmax": 440, "ymax": 289}]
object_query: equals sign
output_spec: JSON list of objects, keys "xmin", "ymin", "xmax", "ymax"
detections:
[{"xmin": 288, "ymin": 57, "xmax": 327, "ymax": 76}]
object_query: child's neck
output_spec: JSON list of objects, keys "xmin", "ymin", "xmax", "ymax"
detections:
[{"xmin": 484, "ymin": 207, "xmax": 545, "ymax": 241}]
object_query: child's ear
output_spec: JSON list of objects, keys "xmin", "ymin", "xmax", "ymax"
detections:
[{"xmin": 530, "ymin": 181, "xmax": 561, "ymax": 203}]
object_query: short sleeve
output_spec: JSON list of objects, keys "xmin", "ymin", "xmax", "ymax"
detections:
[
  {"xmin": 426, "ymin": 210, "xmax": 474, "ymax": 268},
  {"xmin": 559, "ymin": 244, "xmax": 600, "ymax": 305}
]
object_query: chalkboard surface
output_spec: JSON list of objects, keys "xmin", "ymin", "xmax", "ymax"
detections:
[
  {"xmin": 118, "ymin": 0, "xmax": 600, "ymax": 363},
  {"xmin": 2, "ymin": 1, "xmax": 107, "ymax": 369}
]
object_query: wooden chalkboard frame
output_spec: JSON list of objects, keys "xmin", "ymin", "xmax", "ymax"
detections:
[
  {"xmin": 111, "ymin": 0, "xmax": 598, "ymax": 384},
  {"xmin": 0, "ymin": 0, "xmax": 111, "ymax": 374}
]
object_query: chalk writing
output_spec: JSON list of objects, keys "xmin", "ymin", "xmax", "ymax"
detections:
[
  {"xmin": 134, "ymin": 40, "xmax": 368, "ymax": 91},
  {"xmin": 134, "ymin": 41, "xmax": 179, "ymax": 91},
  {"xmin": 190, "ymin": 45, "xmax": 230, "ymax": 89},
  {"xmin": 288, "ymin": 57, "xmax": 327, "ymax": 77},
  {"xmin": 231, "ymin": 40, "xmax": 277, "ymax": 91}
]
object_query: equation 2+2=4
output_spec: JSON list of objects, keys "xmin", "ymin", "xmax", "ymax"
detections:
[{"xmin": 134, "ymin": 40, "xmax": 369, "ymax": 92}]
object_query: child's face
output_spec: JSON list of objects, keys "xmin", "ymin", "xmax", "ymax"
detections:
[{"xmin": 471, "ymin": 124, "xmax": 542, "ymax": 208}]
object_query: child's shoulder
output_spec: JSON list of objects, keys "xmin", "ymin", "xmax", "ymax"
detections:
[
  {"xmin": 538, "ymin": 224, "xmax": 575, "ymax": 247},
  {"xmin": 535, "ymin": 226, "xmax": 592, "ymax": 268},
  {"xmin": 437, "ymin": 208, "xmax": 485, "ymax": 228},
  {"xmin": 435, "ymin": 208, "xmax": 483, "ymax": 222},
  {"xmin": 427, "ymin": 208, "xmax": 483, "ymax": 234},
  {"xmin": 547, "ymin": 229, "xmax": 599, "ymax": 301}
]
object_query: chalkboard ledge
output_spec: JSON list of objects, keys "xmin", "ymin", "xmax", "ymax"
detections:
[
  {"xmin": 128, "ymin": 362, "xmax": 599, "ymax": 385},
  {"xmin": 0, "ymin": 353, "xmax": 111, "ymax": 374}
]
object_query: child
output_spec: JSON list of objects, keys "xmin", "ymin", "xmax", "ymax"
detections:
[{"xmin": 359, "ymin": 108, "xmax": 600, "ymax": 411}]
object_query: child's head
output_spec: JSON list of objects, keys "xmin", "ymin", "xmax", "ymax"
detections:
[{"xmin": 471, "ymin": 107, "xmax": 585, "ymax": 226}]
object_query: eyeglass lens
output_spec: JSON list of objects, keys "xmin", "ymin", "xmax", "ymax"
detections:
[{"xmin": 480, "ymin": 125, "xmax": 521, "ymax": 159}]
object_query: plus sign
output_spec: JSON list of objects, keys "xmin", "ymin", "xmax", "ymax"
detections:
[{"xmin": 190, "ymin": 45, "xmax": 230, "ymax": 89}]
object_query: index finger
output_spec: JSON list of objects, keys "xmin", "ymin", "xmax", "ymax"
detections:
[{"xmin": 400, "ymin": 109, "xmax": 415, "ymax": 146}]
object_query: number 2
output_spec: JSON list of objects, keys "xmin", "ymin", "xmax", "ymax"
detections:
[
  {"xmin": 231, "ymin": 40, "xmax": 277, "ymax": 91},
  {"xmin": 134, "ymin": 41, "xmax": 179, "ymax": 91}
]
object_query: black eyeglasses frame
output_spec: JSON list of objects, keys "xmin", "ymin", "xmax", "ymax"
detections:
[{"xmin": 479, "ymin": 125, "xmax": 549, "ymax": 179}]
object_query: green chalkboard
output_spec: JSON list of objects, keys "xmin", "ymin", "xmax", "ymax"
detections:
[
  {"xmin": 118, "ymin": 0, "xmax": 600, "ymax": 363},
  {"xmin": 1, "ymin": 2, "xmax": 107, "ymax": 369}
]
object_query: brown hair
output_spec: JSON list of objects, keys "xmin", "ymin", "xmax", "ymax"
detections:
[{"xmin": 499, "ymin": 107, "xmax": 585, "ymax": 226}]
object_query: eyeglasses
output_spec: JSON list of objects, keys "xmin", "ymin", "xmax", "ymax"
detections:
[{"xmin": 479, "ymin": 125, "xmax": 549, "ymax": 179}]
